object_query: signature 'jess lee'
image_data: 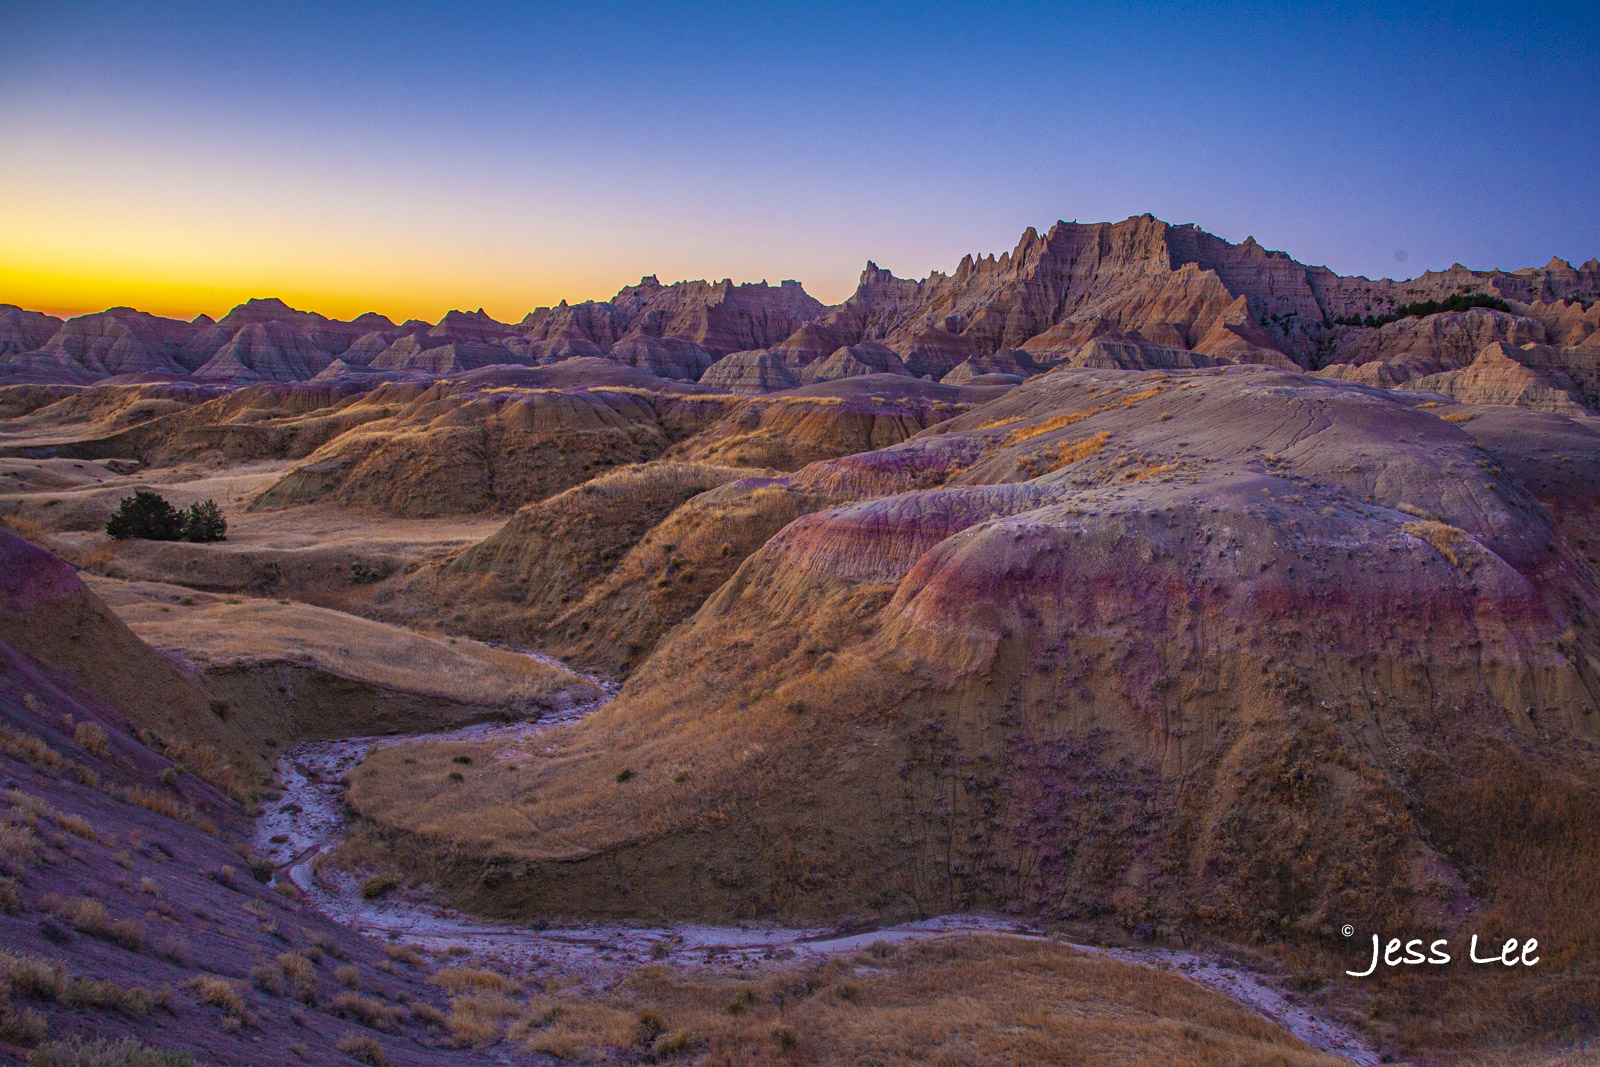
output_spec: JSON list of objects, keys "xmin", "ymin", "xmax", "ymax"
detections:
[{"xmin": 1346, "ymin": 934, "xmax": 1540, "ymax": 977}]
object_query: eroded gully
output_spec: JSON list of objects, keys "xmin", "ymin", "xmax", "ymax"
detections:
[{"xmin": 252, "ymin": 658, "xmax": 1381, "ymax": 1065}]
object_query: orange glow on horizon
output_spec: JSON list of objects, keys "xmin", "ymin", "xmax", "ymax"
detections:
[{"xmin": 0, "ymin": 264, "xmax": 636, "ymax": 328}]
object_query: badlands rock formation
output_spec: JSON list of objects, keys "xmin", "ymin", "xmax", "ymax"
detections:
[
  {"xmin": 5, "ymin": 330, "xmax": 1600, "ymax": 1059},
  {"xmin": 8, "ymin": 215, "xmax": 1595, "ymax": 419},
  {"xmin": 341, "ymin": 362, "xmax": 1600, "ymax": 1056}
]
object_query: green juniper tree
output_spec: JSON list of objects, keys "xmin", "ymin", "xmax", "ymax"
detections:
[{"xmin": 105, "ymin": 489, "xmax": 185, "ymax": 541}]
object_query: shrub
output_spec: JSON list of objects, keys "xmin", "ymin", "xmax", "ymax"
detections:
[
  {"xmin": 0, "ymin": 875, "xmax": 21, "ymax": 913},
  {"xmin": 52, "ymin": 896, "xmax": 143, "ymax": 951},
  {"xmin": 382, "ymin": 943, "xmax": 423, "ymax": 968},
  {"xmin": 330, "ymin": 991, "xmax": 406, "ymax": 1032},
  {"xmin": 1, "ymin": 1001, "xmax": 47, "ymax": 1046},
  {"xmin": 185, "ymin": 974, "xmax": 247, "ymax": 1018},
  {"xmin": 1331, "ymin": 291, "xmax": 1512, "ymax": 328},
  {"xmin": 0, "ymin": 821, "xmax": 41, "ymax": 874},
  {"xmin": 335, "ymin": 1034, "xmax": 388, "ymax": 1066},
  {"xmin": 335, "ymin": 964, "xmax": 361, "ymax": 988},
  {"xmin": 359, "ymin": 874, "xmax": 398, "ymax": 900},
  {"xmin": 276, "ymin": 952, "xmax": 320, "ymax": 1005},
  {"xmin": 72, "ymin": 723, "xmax": 109, "ymax": 758},
  {"xmin": 28, "ymin": 1037, "xmax": 196, "ymax": 1067}
]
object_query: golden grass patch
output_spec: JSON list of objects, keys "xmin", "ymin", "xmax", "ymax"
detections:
[
  {"xmin": 1403, "ymin": 520, "xmax": 1473, "ymax": 567},
  {"xmin": 1017, "ymin": 430, "xmax": 1112, "ymax": 477},
  {"xmin": 500, "ymin": 937, "xmax": 1343, "ymax": 1065},
  {"xmin": 1003, "ymin": 385, "xmax": 1162, "ymax": 446}
]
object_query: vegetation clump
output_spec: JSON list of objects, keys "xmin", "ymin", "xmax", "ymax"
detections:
[
  {"xmin": 1331, "ymin": 291, "xmax": 1512, "ymax": 328},
  {"xmin": 105, "ymin": 491, "xmax": 226, "ymax": 543},
  {"xmin": 29, "ymin": 1037, "xmax": 196, "ymax": 1066}
]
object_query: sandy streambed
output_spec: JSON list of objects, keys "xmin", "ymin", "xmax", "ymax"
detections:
[{"xmin": 254, "ymin": 673, "xmax": 1380, "ymax": 1065}]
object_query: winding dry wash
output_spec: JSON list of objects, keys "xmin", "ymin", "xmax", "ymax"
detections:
[{"xmin": 254, "ymin": 694, "xmax": 1381, "ymax": 1065}]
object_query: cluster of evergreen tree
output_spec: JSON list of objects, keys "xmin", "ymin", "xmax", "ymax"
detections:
[
  {"xmin": 1330, "ymin": 292, "xmax": 1511, "ymax": 329},
  {"xmin": 105, "ymin": 490, "xmax": 227, "ymax": 542}
]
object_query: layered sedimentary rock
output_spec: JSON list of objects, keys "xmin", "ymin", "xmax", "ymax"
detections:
[
  {"xmin": 1410, "ymin": 342, "xmax": 1594, "ymax": 414},
  {"xmin": 192, "ymin": 320, "xmax": 337, "ymax": 381},
  {"xmin": 1327, "ymin": 307, "xmax": 1546, "ymax": 368},
  {"xmin": 699, "ymin": 349, "xmax": 799, "ymax": 393},
  {"xmin": 3, "ymin": 216, "xmax": 1596, "ymax": 417},
  {"xmin": 29, "ymin": 307, "xmax": 197, "ymax": 378},
  {"xmin": 0, "ymin": 304, "xmax": 64, "ymax": 358},
  {"xmin": 799, "ymin": 342, "xmax": 909, "ymax": 384},
  {"xmin": 368, "ymin": 338, "xmax": 517, "ymax": 374},
  {"xmin": 1032, "ymin": 337, "xmax": 1228, "ymax": 371},
  {"xmin": 349, "ymin": 363, "xmax": 1600, "ymax": 1052},
  {"xmin": 518, "ymin": 276, "xmax": 826, "ymax": 366}
]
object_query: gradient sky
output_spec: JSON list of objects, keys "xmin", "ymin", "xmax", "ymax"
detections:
[{"xmin": 2, "ymin": 0, "xmax": 1596, "ymax": 324}]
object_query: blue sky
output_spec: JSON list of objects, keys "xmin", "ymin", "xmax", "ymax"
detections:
[{"xmin": 1, "ymin": 0, "xmax": 1595, "ymax": 319}]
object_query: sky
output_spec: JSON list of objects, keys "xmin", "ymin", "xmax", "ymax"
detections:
[{"xmin": 1, "ymin": 0, "xmax": 1596, "ymax": 324}]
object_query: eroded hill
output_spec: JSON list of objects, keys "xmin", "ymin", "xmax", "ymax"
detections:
[{"xmin": 340, "ymin": 364, "xmax": 1600, "ymax": 1058}]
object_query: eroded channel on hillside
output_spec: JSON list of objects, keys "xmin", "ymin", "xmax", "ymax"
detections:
[{"xmin": 253, "ymin": 658, "xmax": 1381, "ymax": 1066}]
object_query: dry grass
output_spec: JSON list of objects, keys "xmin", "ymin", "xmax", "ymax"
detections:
[
  {"xmin": 72, "ymin": 721, "xmax": 109, "ymax": 757},
  {"xmin": 1124, "ymin": 460, "xmax": 1184, "ymax": 482},
  {"xmin": 500, "ymin": 936, "xmax": 1343, "ymax": 1065},
  {"xmin": 330, "ymin": 991, "xmax": 407, "ymax": 1032},
  {"xmin": 1002, "ymin": 385, "xmax": 1162, "ymax": 446},
  {"xmin": 1017, "ymin": 430, "xmax": 1111, "ymax": 477},
  {"xmin": 29, "ymin": 1036, "xmax": 197, "ymax": 1066},
  {"xmin": 381, "ymin": 943, "xmax": 424, "ymax": 968},
  {"xmin": 431, "ymin": 966, "xmax": 519, "ymax": 995},
  {"xmin": 6, "ymin": 790, "xmax": 98, "ymax": 842},
  {"xmin": 0, "ymin": 725, "xmax": 70, "ymax": 774},
  {"xmin": 1441, "ymin": 410, "xmax": 1477, "ymax": 424},
  {"xmin": 1403, "ymin": 519, "xmax": 1473, "ymax": 566},
  {"xmin": 185, "ymin": 974, "xmax": 247, "ymax": 1019},
  {"xmin": 45, "ymin": 894, "xmax": 143, "ymax": 951},
  {"xmin": 445, "ymin": 991, "xmax": 524, "ymax": 1048},
  {"xmin": 0, "ymin": 948, "xmax": 166, "ymax": 1020},
  {"xmin": 92, "ymin": 576, "xmax": 592, "ymax": 707},
  {"xmin": 335, "ymin": 1034, "xmax": 389, "ymax": 1066},
  {"xmin": 114, "ymin": 785, "xmax": 218, "ymax": 835}
]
